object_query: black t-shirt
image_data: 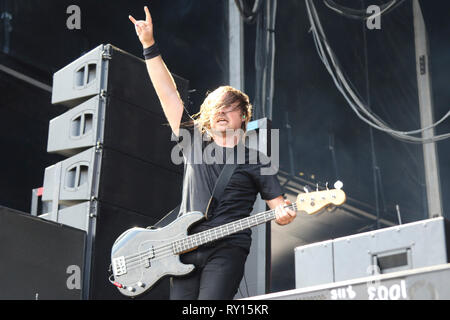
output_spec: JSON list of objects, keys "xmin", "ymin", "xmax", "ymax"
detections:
[{"xmin": 172, "ymin": 124, "xmax": 283, "ymax": 251}]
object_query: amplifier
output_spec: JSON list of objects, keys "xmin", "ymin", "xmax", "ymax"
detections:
[
  {"xmin": 0, "ymin": 204, "xmax": 169, "ymax": 300},
  {"xmin": 333, "ymin": 217, "xmax": 450, "ymax": 281},
  {"xmin": 0, "ymin": 206, "xmax": 86, "ymax": 300},
  {"xmin": 294, "ymin": 217, "xmax": 450, "ymax": 289},
  {"xmin": 86, "ymin": 200, "xmax": 169, "ymax": 300},
  {"xmin": 246, "ymin": 263, "xmax": 450, "ymax": 300},
  {"xmin": 294, "ymin": 240, "xmax": 334, "ymax": 288}
]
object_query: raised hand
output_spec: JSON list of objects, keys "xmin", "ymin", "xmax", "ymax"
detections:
[{"xmin": 129, "ymin": 6, "xmax": 155, "ymax": 48}]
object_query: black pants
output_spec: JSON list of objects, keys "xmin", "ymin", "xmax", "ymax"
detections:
[{"xmin": 169, "ymin": 241, "xmax": 249, "ymax": 300}]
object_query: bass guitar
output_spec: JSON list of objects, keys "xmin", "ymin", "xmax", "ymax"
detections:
[{"xmin": 109, "ymin": 183, "xmax": 346, "ymax": 297}]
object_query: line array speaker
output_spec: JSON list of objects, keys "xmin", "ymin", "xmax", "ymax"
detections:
[{"xmin": 38, "ymin": 44, "xmax": 189, "ymax": 299}]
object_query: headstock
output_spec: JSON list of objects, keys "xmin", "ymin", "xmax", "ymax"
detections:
[{"xmin": 295, "ymin": 181, "xmax": 346, "ymax": 215}]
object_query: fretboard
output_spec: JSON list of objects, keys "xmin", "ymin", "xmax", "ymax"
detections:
[{"xmin": 172, "ymin": 204, "xmax": 297, "ymax": 254}]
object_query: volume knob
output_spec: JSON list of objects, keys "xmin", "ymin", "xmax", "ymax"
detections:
[{"xmin": 137, "ymin": 281, "xmax": 146, "ymax": 288}]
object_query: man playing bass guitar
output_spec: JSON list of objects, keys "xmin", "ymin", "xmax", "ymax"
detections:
[{"xmin": 129, "ymin": 5, "xmax": 296, "ymax": 300}]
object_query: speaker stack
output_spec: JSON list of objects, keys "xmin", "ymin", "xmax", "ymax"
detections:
[
  {"xmin": 39, "ymin": 44, "xmax": 189, "ymax": 299},
  {"xmin": 0, "ymin": 205, "xmax": 86, "ymax": 300}
]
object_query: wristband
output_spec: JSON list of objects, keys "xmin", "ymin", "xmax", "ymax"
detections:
[{"xmin": 143, "ymin": 43, "xmax": 161, "ymax": 60}]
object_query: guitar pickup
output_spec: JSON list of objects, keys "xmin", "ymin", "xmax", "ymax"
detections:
[
  {"xmin": 142, "ymin": 246, "xmax": 155, "ymax": 269},
  {"xmin": 112, "ymin": 256, "xmax": 127, "ymax": 276}
]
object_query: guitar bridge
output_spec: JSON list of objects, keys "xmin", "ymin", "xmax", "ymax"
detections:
[{"xmin": 112, "ymin": 256, "xmax": 127, "ymax": 276}]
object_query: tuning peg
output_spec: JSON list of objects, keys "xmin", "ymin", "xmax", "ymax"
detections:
[
  {"xmin": 334, "ymin": 180, "xmax": 343, "ymax": 190},
  {"xmin": 316, "ymin": 183, "xmax": 319, "ymax": 192},
  {"xmin": 303, "ymin": 185, "xmax": 312, "ymax": 193},
  {"xmin": 325, "ymin": 182, "xmax": 329, "ymax": 190}
]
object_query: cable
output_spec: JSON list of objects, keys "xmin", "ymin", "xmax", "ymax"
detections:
[
  {"xmin": 305, "ymin": 0, "xmax": 450, "ymax": 144},
  {"xmin": 234, "ymin": 0, "xmax": 264, "ymax": 24},
  {"xmin": 265, "ymin": 0, "xmax": 277, "ymax": 118},
  {"xmin": 323, "ymin": 0, "xmax": 408, "ymax": 21},
  {"xmin": 253, "ymin": 0, "xmax": 277, "ymax": 120}
]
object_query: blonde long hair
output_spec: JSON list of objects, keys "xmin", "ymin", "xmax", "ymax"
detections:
[{"xmin": 190, "ymin": 86, "xmax": 253, "ymax": 134}]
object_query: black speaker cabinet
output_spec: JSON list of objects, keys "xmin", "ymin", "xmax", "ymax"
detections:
[
  {"xmin": 47, "ymin": 94, "xmax": 183, "ymax": 174},
  {"xmin": 41, "ymin": 146, "xmax": 183, "ymax": 220},
  {"xmin": 0, "ymin": 206, "xmax": 86, "ymax": 300},
  {"xmin": 87, "ymin": 201, "xmax": 170, "ymax": 300},
  {"xmin": 35, "ymin": 44, "xmax": 187, "ymax": 299},
  {"xmin": 51, "ymin": 44, "xmax": 189, "ymax": 113},
  {"xmin": 48, "ymin": 43, "xmax": 188, "ymax": 174},
  {"xmin": 42, "ymin": 43, "xmax": 186, "ymax": 223}
]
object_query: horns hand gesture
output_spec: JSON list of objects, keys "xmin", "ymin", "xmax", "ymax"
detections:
[{"xmin": 129, "ymin": 6, "xmax": 155, "ymax": 48}]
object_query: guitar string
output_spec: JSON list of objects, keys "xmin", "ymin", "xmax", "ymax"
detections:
[
  {"xmin": 121, "ymin": 209, "xmax": 279, "ymax": 273},
  {"xmin": 120, "ymin": 206, "xmax": 283, "ymax": 265},
  {"xmin": 115, "ymin": 190, "xmax": 340, "ymax": 269},
  {"xmin": 113, "ymin": 192, "xmax": 343, "ymax": 285},
  {"xmin": 121, "ymin": 210, "xmax": 276, "ymax": 275},
  {"xmin": 117, "ymin": 204, "xmax": 301, "ymax": 273},
  {"xmin": 119, "ymin": 203, "xmax": 300, "ymax": 271},
  {"xmin": 120, "ymin": 204, "xmax": 306, "ymax": 272},
  {"xmin": 121, "ymin": 209, "xmax": 279, "ymax": 272},
  {"xmin": 121, "ymin": 204, "xmax": 293, "ymax": 265}
]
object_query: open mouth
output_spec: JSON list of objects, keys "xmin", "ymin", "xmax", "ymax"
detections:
[{"xmin": 216, "ymin": 118, "xmax": 228, "ymax": 124}]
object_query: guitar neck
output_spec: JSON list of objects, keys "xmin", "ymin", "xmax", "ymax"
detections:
[{"xmin": 172, "ymin": 204, "xmax": 297, "ymax": 254}]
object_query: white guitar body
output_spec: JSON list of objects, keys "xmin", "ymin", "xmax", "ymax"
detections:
[{"xmin": 110, "ymin": 211, "xmax": 204, "ymax": 297}]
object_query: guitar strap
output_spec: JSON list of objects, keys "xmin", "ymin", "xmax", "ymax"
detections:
[
  {"xmin": 204, "ymin": 162, "xmax": 238, "ymax": 220},
  {"xmin": 151, "ymin": 149, "xmax": 238, "ymax": 227}
]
